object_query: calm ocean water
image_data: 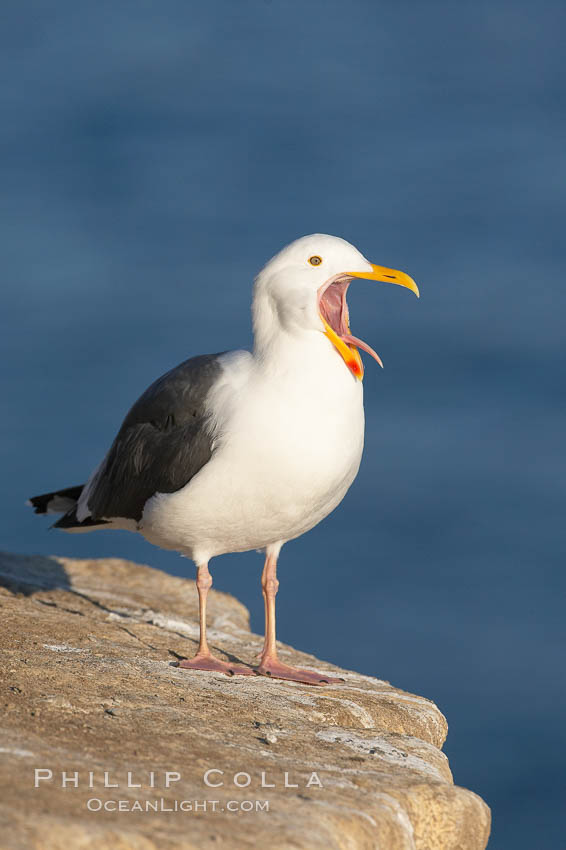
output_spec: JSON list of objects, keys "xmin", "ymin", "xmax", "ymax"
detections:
[{"xmin": 2, "ymin": 2, "xmax": 565, "ymax": 846}]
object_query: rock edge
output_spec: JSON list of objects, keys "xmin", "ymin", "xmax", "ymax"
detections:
[{"xmin": 0, "ymin": 552, "xmax": 490, "ymax": 850}]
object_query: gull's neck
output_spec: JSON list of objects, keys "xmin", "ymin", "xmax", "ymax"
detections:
[
  {"xmin": 251, "ymin": 282, "xmax": 276, "ymax": 358},
  {"xmin": 250, "ymin": 283, "xmax": 351, "ymax": 386}
]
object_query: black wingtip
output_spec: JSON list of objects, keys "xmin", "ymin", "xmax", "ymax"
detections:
[
  {"xmin": 53, "ymin": 511, "xmax": 110, "ymax": 529},
  {"xmin": 27, "ymin": 493, "xmax": 53, "ymax": 514},
  {"xmin": 27, "ymin": 485, "xmax": 85, "ymax": 515}
]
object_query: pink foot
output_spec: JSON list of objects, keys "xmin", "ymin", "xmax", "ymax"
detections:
[
  {"xmin": 255, "ymin": 657, "xmax": 344, "ymax": 685},
  {"xmin": 178, "ymin": 653, "xmax": 254, "ymax": 676}
]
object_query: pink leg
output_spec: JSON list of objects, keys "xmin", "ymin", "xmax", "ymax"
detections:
[
  {"xmin": 178, "ymin": 563, "xmax": 253, "ymax": 676},
  {"xmin": 255, "ymin": 552, "xmax": 344, "ymax": 685}
]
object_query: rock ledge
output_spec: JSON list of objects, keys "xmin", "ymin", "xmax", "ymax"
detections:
[{"xmin": 0, "ymin": 552, "xmax": 490, "ymax": 849}]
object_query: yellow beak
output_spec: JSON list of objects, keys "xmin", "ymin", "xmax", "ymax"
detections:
[
  {"xmin": 349, "ymin": 264, "xmax": 420, "ymax": 298},
  {"xmin": 321, "ymin": 321, "xmax": 365, "ymax": 379}
]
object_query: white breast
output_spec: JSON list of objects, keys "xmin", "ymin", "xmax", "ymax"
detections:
[{"xmin": 141, "ymin": 337, "xmax": 365, "ymax": 563}]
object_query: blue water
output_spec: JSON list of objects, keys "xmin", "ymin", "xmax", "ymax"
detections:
[{"xmin": 2, "ymin": 2, "xmax": 565, "ymax": 846}]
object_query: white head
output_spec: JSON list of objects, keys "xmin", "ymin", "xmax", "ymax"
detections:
[{"xmin": 253, "ymin": 233, "xmax": 419, "ymax": 379}]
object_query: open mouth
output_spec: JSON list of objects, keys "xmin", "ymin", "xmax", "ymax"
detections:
[{"xmin": 318, "ymin": 276, "xmax": 383, "ymax": 378}]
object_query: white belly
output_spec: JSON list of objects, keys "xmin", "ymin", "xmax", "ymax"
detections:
[{"xmin": 141, "ymin": 344, "xmax": 365, "ymax": 563}]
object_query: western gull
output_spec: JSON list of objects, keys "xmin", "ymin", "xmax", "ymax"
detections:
[{"xmin": 29, "ymin": 234, "xmax": 419, "ymax": 685}]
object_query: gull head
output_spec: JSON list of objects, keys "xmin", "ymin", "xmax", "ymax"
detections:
[{"xmin": 253, "ymin": 233, "xmax": 419, "ymax": 379}]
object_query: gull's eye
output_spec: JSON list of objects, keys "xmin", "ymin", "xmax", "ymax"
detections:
[{"xmin": 308, "ymin": 255, "xmax": 322, "ymax": 266}]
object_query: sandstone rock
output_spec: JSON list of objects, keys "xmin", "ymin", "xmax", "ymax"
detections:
[{"xmin": 0, "ymin": 552, "xmax": 490, "ymax": 849}]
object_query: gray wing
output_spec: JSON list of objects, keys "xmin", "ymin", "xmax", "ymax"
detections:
[{"xmin": 84, "ymin": 353, "xmax": 224, "ymax": 522}]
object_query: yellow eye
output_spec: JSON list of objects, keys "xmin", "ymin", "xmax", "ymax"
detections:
[{"xmin": 308, "ymin": 255, "xmax": 322, "ymax": 266}]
